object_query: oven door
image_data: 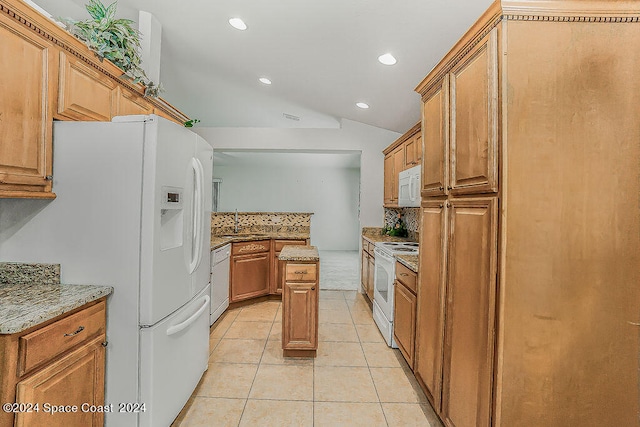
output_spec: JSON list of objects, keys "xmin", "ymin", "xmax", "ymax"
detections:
[{"xmin": 373, "ymin": 247, "xmax": 395, "ymax": 321}]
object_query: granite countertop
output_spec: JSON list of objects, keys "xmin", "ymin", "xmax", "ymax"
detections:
[
  {"xmin": 0, "ymin": 262, "xmax": 113, "ymax": 334},
  {"xmin": 278, "ymin": 245, "xmax": 319, "ymax": 262},
  {"xmin": 362, "ymin": 228, "xmax": 416, "ymax": 244},
  {"xmin": 396, "ymin": 254, "xmax": 419, "ymax": 273},
  {"xmin": 211, "ymin": 231, "xmax": 310, "ymax": 250},
  {"xmin": 0, "ymin": 283, "xmax": 113, "ymax": 334}
]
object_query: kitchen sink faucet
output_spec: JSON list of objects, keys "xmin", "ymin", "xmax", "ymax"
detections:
[{"xmin": 234, "ymin": 209, "xmax": 241, "ymax": 234}]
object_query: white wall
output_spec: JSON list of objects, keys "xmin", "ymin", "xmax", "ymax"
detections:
[
  {"xmin": 196, "ymin": 119, "xmax": 400, "ymax": 234},
  {"xmin": 216, "ymin": 163, "xmax": 360, "ymax": 250}
]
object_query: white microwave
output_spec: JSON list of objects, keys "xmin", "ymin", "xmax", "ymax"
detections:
[{"xmin": 398, "ymin": 165, "xmax": 421, "ymax": 207}]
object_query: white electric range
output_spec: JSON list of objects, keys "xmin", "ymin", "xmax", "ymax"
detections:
[{"xmin": 372, "ymin": 241, "xmax": 419, "ymax": 347}]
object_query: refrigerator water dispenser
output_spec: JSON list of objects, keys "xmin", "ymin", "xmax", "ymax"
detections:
[{"xmin": 160, "ymin": 186, "xmax": 184, "ymax": 250}]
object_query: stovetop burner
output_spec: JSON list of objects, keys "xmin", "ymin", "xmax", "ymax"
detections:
[{"xmin": 374, "ymin": 240, "xmax": 419, "ymax": 255}]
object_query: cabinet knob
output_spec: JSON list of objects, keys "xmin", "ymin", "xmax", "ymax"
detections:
[
  {"xmin": 447, "ymin": 186, "xmax": 452, "ymax": 190},
  {"xmin": 311, "ymin": 287, "xmax": 316, "ymax": 291},
  {"xmin": 45, "ymin": 175, "xmax": 53, "ymax": 181},
  {"xmin": 439, "ymin": 186, "xmax": 444, "ymax": 191},
  {"xmin": 101, "ymin": 341, "xmax": 109, "ymax": 347}
]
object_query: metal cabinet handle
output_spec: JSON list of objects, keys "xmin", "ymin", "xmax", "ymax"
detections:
[
  {"xmin": 294, "ymin": 271, "xmax": 308, "ymax": 275},
  {"xmin": 399, "ymin": 273, "xmax": 409, "ymax": 277},
  {"xmin": 64, "ymin": 326, "xmax": 85, "ymax": 337}
]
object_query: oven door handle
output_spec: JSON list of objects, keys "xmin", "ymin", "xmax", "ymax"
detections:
[{"xmin": 374, "ymin": 248, "xmax": 395, "ymax": 263}]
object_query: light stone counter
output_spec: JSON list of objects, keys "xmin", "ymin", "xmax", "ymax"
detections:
[
  {"xmin": 0, "ymin": 263, "xmax": 113, "ymax": 334},
  {"xmin": 278, "ymin": 245, "xmax": 319, "ymax": 262},
  {"xmin": 396, "ymin": 254, "xmax": 419, "ymax": 273}
]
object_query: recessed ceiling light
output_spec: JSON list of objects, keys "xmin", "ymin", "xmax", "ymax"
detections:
[
  {"xmin": 378, "ymin": 53, "xmax": 397, "ymax": 65},
  {"xmin": 229, "ymin": 17, "xmax": 247, "ymax": 30},
  {"xmin": 258, "ymin": 77, "xmax": 272, "ymax": 85},
  {"xmin": 356, "ymin": 102, "xmax": 369, "ymax": 109}
]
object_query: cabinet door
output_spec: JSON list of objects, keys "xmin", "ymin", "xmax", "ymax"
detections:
[
  {"xmin": 361, "ymin": 249, "xmax": 369, "ymax": 294},
  {"xmin": 366, "ymin": 254, "xmax": 375, "ymax": 301},
  {"xmin": 0, "ymin": 13, "xmax": 55, "ymax": 197},
  {"xmin": 421, "ymin": 76, "xmax": 449, "ymax": 197},
  {"xmin": 230, "ymin": 252, "xmax": 270, "ymax": 302},
  {"xmin": 405, "ymin": 137, "xmax": 417, "ymax": 166},
  {"xmin": 282, "ymin": 282, "xmax": 317, "ymax": 349},
  {"xmin": 449, "ymin": 28, "xmax": 498, "ymax": 195},
  {"xmin": 393, "ymin": 146, "xmax": 405, "ymax": 197},
  {"xmin": 383, "ymin": 153, "xmax": 394, "ymax": 205},
  {"xmin": 57, "ymin": 52, "xmax": 116, "ymax": 121},
  {"xmin": 272, "ymin": 240, "xmax": 307, "ymax": 294},
  {"xmin": 15, "ymin": 336, "xmax": 105, "ymax": 427},
  {"xmin": 415, "ymin": 133, "xmax": 423, "ymax": 164},
  {"xmin": 393, "ymin": 281, "xmax": 416, "ymax": 369},
  {"xmin": 415, "ymin": 201, "xmax": 448, "ymax": 409},
  {"xmin": 115, "ymin": 86, "xmax": 152, "ymax": 116},
  {"xmin": 441, "ymin": 198, "xmax": 498, "ymax": 427}
]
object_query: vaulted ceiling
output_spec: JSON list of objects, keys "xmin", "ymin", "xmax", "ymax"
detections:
[{"xmin": 33, "ymin": 0, "xmax": 493, "ymax": 132}]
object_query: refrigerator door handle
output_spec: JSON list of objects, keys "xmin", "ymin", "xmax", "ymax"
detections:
[
  {"xmin": 188, "ymin": 158, "xmax": 204, "ymax": 274},
  {"xmin": 166, "ymin": 295, "xmax": 210, "ymax": 336}
]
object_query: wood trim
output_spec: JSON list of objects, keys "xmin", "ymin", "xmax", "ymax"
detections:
[
  {"xmin": 501, "ymin": 0, "xmax": 640, "ymax": 18},
  {"xmin": 415, "ymin": 1, "xmax": 502, "ymax": 97}
]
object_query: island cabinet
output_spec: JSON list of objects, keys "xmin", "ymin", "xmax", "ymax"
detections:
[
  {"xmin": 393, "ymin": 261, "xmax": 417, "ymax": 369},
  {"xmin": 0, "ymin": 299, "xmax": 107, "ymax": 427},
  {"xmin": 280, "ymin": 246, "xmax": 319, "ymax": 357},
  {"xmin": 229, "ymin": 240, "xmax": 271, "ymax": 303},
  {"xmin": 414, "ymin": 2, "xmax": 640, "ymax": 426},
  {"xmin": 0, "ymin": 0, "xmax": 189, "ymax": 199},
  {"xmin": 271, "ymin": 239, "xmax": 307, "ymax": 295}
]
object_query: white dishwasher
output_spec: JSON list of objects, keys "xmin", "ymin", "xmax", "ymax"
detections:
[{"xmin": 210, "ymin": 243, "xmax": 231, "ymax": 325}]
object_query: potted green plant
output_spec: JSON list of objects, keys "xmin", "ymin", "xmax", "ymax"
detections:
[{"xmin": 58, "ymin": 0, "xmax": 163, "ymax": 97}]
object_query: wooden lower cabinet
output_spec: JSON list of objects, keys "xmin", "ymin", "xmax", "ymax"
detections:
[
  {"xmin": 282, "ymin": 262, "xmax": 318, "ymax": 356},
  {"xmin": 0, "ymin": 299, "xmax": 107, "ymax": 427},
  {"xmin": 393, "ymin": 263, "xmax": 417, "ymax": 369},
  {"xmin": 415, "ymin": 198, "xmax": 497, "ymax": 427},
  {"xmin": 360, "ymin": 238, "xmax": 375, "ymax": 301},
  {"xmin": 271, "ymin": 239, "xmax": 307, "ymax": 295},
  {"xmin": 230, "ymin": 240, "xmax": 271, "ymax": 303},
  {"xmin": 15, "ymin": 336, "xmax": 105, "ymax": 427}
]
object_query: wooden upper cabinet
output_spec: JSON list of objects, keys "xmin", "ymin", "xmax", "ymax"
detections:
[
  {"xmin": 421, "ymin": 76, "xmax": 449, "ymax": 197},
  {"xmin": 383, "ymin": 153, "xmax": 395, "ymax": 205},
  {"xmin": 116, "ymin": 86, "xmax": 152, "ymax": 117},
  {"xmin": 415, "ymin": 201, "xmax": 447, "ymax": 410},
  {"xmin": 405, "ymin": 134, "xmax": 422, "ymax": 167},
  {"xmin": 57, "ymin": 52, "xmax": 116, "ymax": 121},
  {"xmin": 449, "ymin": 28, "xmax": 498, "ymax": 195},
  {"xmin": 0, "ymin": 12, "xmax": 55, "ymax": 198},
  {"xmin": 441, "ymin": 197, "xmax": 498, "ymax": 427}
]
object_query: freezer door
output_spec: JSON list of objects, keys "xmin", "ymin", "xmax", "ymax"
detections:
[
  {"xmin": 139, "ymin": 285, "xmax": 210, "ymax": 427},
  {"xmin": 139, "ymin": 117, "xmax": 197, "ymax": 325}
]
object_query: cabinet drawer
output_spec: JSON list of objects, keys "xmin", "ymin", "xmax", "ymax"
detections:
[
  {"xmin": 396, "ymin": 262, "xmax": 417, "ymax": 294},
  {"xmin": 285, "ymin": 263, "xmax": 317, "ymax": 282},
  {"xmin": 232, "ymin": 240, "xmax": 270, "ymax": 255},
  {"xmin": 18, "ymin": 301, "xmax": 106, "ymax": 376},
  {"xmin": 274, "ymin": 239, "xmax": 306, "ymax": 252}
]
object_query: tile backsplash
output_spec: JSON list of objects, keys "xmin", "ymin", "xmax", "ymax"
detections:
[
  {"xmin": 384, "ymin": 207, "xmax": 420, "ymax": 241},
  {"xmin": 211, "ymin": 212, "xmax": 312, "ymax": 236}
]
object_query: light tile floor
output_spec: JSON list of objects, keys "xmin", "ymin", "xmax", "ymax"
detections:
[
  {"xmin": 318, "ymin": 251, "xmax": 360, "ymax": 291},
  {"xmin": 172, "ymin": 291, "xmax": 443, "ymax": 427}
]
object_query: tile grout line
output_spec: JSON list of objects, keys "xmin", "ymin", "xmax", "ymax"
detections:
[{"xmin": 348, "ymin": 292, "xmax": 391, "ymax": 427}]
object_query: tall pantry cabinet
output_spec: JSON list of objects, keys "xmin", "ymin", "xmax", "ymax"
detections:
[{"xmin": 414, "ymin": 2, "xmax": 640, "ymax": 427}]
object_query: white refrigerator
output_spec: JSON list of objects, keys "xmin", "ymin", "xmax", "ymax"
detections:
[{"xmin": 0, "ymin": 115, "xmax": 213, "ymax": 426}]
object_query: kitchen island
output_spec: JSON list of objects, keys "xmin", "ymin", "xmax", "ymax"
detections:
[{"xmin": 278, "ymin": 246, "xmax": 319, "ymax": 357}]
